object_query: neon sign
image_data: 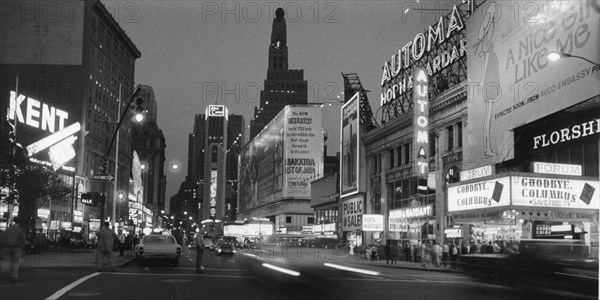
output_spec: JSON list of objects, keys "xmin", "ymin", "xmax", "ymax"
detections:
[
  {"xmin": 380, "ymin": 5, "xmax": 466, "ymax": 107},
  {"xmin": 413, "ymin": 68, "xmax": 429, "ymax": 176}
]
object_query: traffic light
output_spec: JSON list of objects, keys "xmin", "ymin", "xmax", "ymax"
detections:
[{"xmin": 133, "ymin": 97, "xmax": 144, "ymax": 113}]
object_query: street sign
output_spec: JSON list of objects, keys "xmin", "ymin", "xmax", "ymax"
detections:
[{"xmin": 92, "ymin": 174, "xmax": 114, "ymax": 181}]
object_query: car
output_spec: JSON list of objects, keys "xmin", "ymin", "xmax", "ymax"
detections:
[
  {"xmin": 216, "ymin": 242, "xmax": 236, "ymax": 255},
  {"xmin": 135, "ymin": 234, "xmax": 182, "ymax": 267}
]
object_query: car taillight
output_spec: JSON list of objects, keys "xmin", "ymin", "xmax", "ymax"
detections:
[
  {"xmin": 176, "ymin": 247, "xmax": 182, "ymax": 254},
  {"xmin": 138, "ymin": 247, "xmax": 144, "ymax": 255}
]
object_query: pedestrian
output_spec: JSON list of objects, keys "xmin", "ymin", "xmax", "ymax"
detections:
[
  {"xmin": 442, "ymin": 242, "xmax": 450, "ymax": 267},
  {"xmin": 413, "ymin": 244, "xmax": 419, "ymax": 262},
  {"xmin": 97, "ymin": 222, "xmax": 117, "ymax": 272},
  {"xmin": 384, "ymin": 242, "xmax": 392, "ymax": 264},
  {"xmin": 5, "ymin": 217, "xmax": 26, "ymax": 282},
  {"xmin": 195, "ymin": 232, "xmax": 205, "ymax": 274},
  {"xmin": 118, "ymin": 230, "xmax": 126, "ymax": 257},
  {"xmin": 450, "ymin": 242, "xmax": 460, "ymax": 269},
  {"xmin": 390, "ymin": 243, "xmax": 398, "ymax": 264},
  {"xmin": 432, "ymin": 240, "xmax": 442, "ymax": 267},
  {"xmin": 420, "ymin": 241, "xmax": 431, "ymax": 268},
  {"xmin": 403, "ymin": 243, "xmax": 411, "ymax": 262}
]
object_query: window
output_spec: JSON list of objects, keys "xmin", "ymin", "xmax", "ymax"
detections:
[
  {"xmin": 447, "ymin": 125, "xmax": 454, "ymax": 150},
  {"xmin": 389, "ymin": 149, "xmax": 395, "ymax": 169},
  {"xmin": 404, "ymin": 143, "xmax": 410, "ymax": 164},
  {"xmin": 211, "ymin": 146, "xmax": 218, "ymax": 162},
  {"xmin": 430, "ymin": 133, "xmax": 436, "ymax": 157},
  {"xmin": 286, "ymin": 216, "xmax": 292, "ymax": 223},
  {"xmin": 397, "ymin": 146, "xmax": 402, "ymax": 167},
  {"xmin": 308, "ymin": 217, "xmax": 314, "ymax": 224}
]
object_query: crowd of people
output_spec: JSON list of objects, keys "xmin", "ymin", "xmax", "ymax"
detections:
[{"xmin": 365, "ymin": 239, "xmax": 520, "ymax": 269}]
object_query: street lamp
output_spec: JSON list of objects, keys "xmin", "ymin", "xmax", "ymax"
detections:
[
  {"xmin": 547, "ymin": 51, "xmax": 600, "ymax": 68},
  {"xmin": 104, "ymin": 84, "xmax": 145, "ymax": 226}
]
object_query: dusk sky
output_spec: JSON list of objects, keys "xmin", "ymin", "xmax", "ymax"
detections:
[{"xmin": 104, "ymin": 0, "xmax": 462, "ymax": 201}]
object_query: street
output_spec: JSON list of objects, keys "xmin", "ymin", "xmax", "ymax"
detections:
[{"xmin": 1, "ymin": 246, "xmax": 595, "ymax": 300}]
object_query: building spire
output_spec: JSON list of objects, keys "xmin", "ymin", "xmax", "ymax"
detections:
[{"xmin": 269, "ymin": 7, "xmax": 288, "ymax": 70}]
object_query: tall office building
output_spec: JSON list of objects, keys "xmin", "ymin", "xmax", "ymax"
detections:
[
  {"xmin": 249, "ymin": 7, "xmax": 307, "ymax": 140},
  {"xmin": 184, "ymin": 106, "xmax": 244, "ymax": 227},
  {"xmin": 132, "ymin": 85, "xmax": 167, "ymax": 226},
  {"xmin": 0, "ymin": 0, "xmax": 140, "ymax": 234}
]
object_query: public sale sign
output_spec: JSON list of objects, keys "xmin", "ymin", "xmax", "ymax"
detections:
[{"xmin": 342, "ymin": 196, "xmax": 363, "ymax": 231}]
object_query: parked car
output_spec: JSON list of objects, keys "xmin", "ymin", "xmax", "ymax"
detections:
[{"xmin": 135, "ymin": 234, "xmax": 182, "ymax": 267}]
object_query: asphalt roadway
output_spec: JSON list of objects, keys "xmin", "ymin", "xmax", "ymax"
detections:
[{"xmin": 0, "ymin": 246, "xmax": 597, "ymax": 300}]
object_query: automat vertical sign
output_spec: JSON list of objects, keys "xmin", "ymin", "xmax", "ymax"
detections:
[{"xmin": 413, "ymin": 68, "xmax": 429, "ymax": 177}]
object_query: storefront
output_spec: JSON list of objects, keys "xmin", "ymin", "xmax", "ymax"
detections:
[
  {"xmin": 447, "ymin": 173, "xmax": 599, "ymax": 257},
  {"xmin": 389, "ymin": 204, "xmax": 436, "ymax": 244}
]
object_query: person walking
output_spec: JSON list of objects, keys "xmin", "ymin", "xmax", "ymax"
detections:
[
  {"xmin": 420, "ymin": 241, "xmax": 431, "ymax": 268},
  {"xmin": 117, "ymin": 230, "xmax": 126, "ymax": 257},
  {"xmin": 442, "ymin": 242, "xmax": 450, "ymax": 267},
  {"xmin": 450, "ymin": 242, "xmax": 460, "ymax": 269},
  {"xmin": 403, "ymin": 243, "xmax": 411, "ymax": 262},
  {"xmin": 432, "ymin": 240, "xmax": 443, "ymax": 267},
  {"xmin": 97, "ymin": 222, "xmax": 117, "ymax": 272},
  {"xmin": 384, "ymin": 242, "xmax": 392, "ymax": 264},
  {"xmin": 195, "ymin": 232, "xmax": 205, "ymax": 274},
  {"xmin": 5, "ymin": 217, "xmax": 26, "ymax": 282}
]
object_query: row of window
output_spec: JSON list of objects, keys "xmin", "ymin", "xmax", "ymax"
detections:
[
  {"xmin": 90, "ymin": 16, "xmax": 134, "ymax": 79},
  {"xmin": 373, "ymin": 121, "xmax": 464, "ymax": 174}
]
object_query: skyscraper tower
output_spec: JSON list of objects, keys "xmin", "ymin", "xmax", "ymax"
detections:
[
  {"xmin": 186, "ymin": 106, "xmax": 244, "ymax": 229},
  {"xmin": 249, "ymin": 7, "xmax": 307, "ymax": 140}
]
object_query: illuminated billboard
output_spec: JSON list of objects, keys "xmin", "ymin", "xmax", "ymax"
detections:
[
  {"xmin": 7, "ymin": 91, "xmax": 80, "ymax": 170},
  {"xmin": 340, "ymin": 93, "xmax": 360, "ymax": 197},
  {"xmin": 465, "ymin": 1, "xmax": 600, "ymax": 165},
  {"xmin": 238, "ymin": 105, "xmax": 323, "ymax": 212},
  {"xmin": 412, "ymin": 68, "xmax": 429, "ymax": 177},
  {"xmin": 448, "ymin": 175, "xmax": 599, "ymax": 212}
]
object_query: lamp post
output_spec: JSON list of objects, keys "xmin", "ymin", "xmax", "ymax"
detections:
[
  {"xmin": 547, "ymin": 51, "xmax": 600, "ymax": 68},
  {"xmin": 104, "ymin": 84, "xmax": 144, "ymax": 227}
]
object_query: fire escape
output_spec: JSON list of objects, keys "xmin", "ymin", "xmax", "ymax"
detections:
[{"xmin": 341, "ymin": 73, "xmax": 378, "ymax": 131}]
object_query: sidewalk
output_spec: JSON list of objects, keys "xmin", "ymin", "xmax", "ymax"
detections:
[
  {"xmin": 1, "ymin": 247, "xmax": 135, "ymax": 270},
  {"xmin": 326, "ymin": 249, "xmax": 464, "ymax": 273}
]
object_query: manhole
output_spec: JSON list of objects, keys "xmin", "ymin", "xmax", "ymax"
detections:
[
  {"xmin": 68, "ymin": 291, "xmax": 102, "ymax": 296},
  {"xmin": 162, "ymin": 279, "xmax": 192, "ymax": 283}
]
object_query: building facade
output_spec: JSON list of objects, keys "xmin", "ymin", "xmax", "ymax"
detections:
[{"xmin": 0, "ymin": 0, "xmax": 141, "ymax": 238}]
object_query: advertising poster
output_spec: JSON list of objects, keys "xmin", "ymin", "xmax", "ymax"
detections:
[
  {"xmin": 340, "ymin": 93, "xmax": 360, "ymax": 197},
  {"xmin": 511, "ymin": 176, "xmax": 599, "ymax": 209},
  {"xmin": 342, "ymin": 195, "xmax": 363, "ymax": 231},
  {"xmin": 239, "ymin": 105, "xmax": 323, "ymax": 212},
  {"xmin": 465, "ymin": 1, "xmax": 600, "ymax": 165},
  {"xmin": 238, "ymin": 109, "xmax": 285, "ymax": 211},
  {"xmin": 283, "ymin": 106, "xmax": 324, "ymax": 199},
  {"xmin": 362, "ymin": 214, "xmax": 384, "ymax": 232},
  {"xmin": 447, "ymin": 177, "xmax": 511, "ymax": 212}
]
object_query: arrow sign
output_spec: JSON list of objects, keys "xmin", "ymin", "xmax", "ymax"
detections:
[{"xmin": 92, "ymin": 174, "xmax": 114, "ymax": 181}]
